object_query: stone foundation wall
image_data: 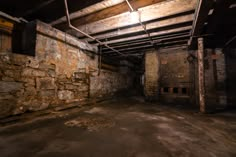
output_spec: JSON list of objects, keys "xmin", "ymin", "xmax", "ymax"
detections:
[{"xmin": 0, "ymin": 21, "xmax": 133, "ymax": 118}]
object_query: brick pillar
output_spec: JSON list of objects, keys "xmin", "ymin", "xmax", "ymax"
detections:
[{"xmin": 144, "ymin": 50, "xmax": 160, "ymax": 101}]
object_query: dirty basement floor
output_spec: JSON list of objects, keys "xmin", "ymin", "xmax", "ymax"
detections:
[{"xmin": 0, "ymin": 97, "xmax": 236, "ymax": 157}]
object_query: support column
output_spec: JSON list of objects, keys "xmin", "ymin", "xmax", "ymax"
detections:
[
  {"xmin": 144, "ymin": 50, "xmax": 160, "ymax": 101},
  {"xmin": 198, "ymin": 38, "xmax": 205, "ymax": 113}
]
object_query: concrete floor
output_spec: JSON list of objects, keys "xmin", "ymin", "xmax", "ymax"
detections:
[{"xmin": 0, "ymin": 97, "xmax": 236, "ymax": 157}]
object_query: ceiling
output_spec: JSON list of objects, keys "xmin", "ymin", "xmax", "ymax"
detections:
[
  {"xmin": 0, "ymin": 0, "xmax": 235, "ymax": 58},
  {"xmin": 190, "ymin": 0, "xmax": 236, "ymax": 49},
  {"xmin": 0, "ymin": 0, "xmax": 104, "ymax": 22}
]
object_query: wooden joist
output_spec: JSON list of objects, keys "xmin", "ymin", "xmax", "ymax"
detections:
[
  {"xmin": 103, "ymin": 39, "xmax": 188, "ymax": 54},
  {"xmin": 102, "ymin": 34, "xmax": 190, "ymax": 50},
  {"xmin": 83, "ymin": 13, "xmax": 194, "ymax": 42},
  {"xmin": 51, "ymin": 0, "xmax": 124, "ymax": 26},
  {"xmin": 55, "ymin": 0, "xmax": 167, "ymax": 29},
  {"xmin": 104, "ymin": 31, "xmax": 189, "ymax": 47},
  {"xmin": 94, "ymin": 26, "xmax": 192, "ymax": 45},
  {"xmin": 75, "ymin": 0, "xmax": 197, "ymax": 36},
  {"xmin": 0, "ymin": 17, "xmax": 14, "ymax": 33}
]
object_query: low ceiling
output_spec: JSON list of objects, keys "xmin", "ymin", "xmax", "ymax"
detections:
[
  {"xmin": 0, "ymin": 0, "xmax": 235, "ymax": 58},
  {"xmin": 0, "ymin": 0, "xmax": 104, "ymax": 22}
]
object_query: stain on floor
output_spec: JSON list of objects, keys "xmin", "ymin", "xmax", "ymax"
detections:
[{"xmin": 0, "ymin": 97, "xmax": 236, "ymax": 157}]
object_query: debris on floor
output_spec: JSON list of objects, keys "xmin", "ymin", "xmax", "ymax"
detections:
[
  {"xmin": 64, "ymin": 116, "xmax": 115, "ymax": 131},
  {"xmin": 84, "ymin": 107, "xmax": 107, "ymax": 114}
]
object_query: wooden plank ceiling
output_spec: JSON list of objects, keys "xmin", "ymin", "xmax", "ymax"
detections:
[
  {"xmin": 58, "ymin": 0, "xmax": 197, "ymax": 57},
  {"xmin": 0, "ymin": 0, "xmax": 235, "ymax": 57}
]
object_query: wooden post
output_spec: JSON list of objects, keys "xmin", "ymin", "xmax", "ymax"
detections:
[{"xmin": 198, "ymin": 38, "xmax": 205, "ymax": 113}]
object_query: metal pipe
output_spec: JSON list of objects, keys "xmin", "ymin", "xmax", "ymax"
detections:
[
  {"xmin": 125, "ymin": 0, "xmax": 155, "ymax": 46},
  {"xmin": 98, "ymin": 45, "xmax": 102, "ymax": 76},
  {"xmin": 224, "ymin": 35, "xmax": 236, "ymax": 48},
  {"xmin": 0, "ymin": 11, "xmax": 21, "ymax": 23},
  {"xmin": 64, "ymin": 0, "xmax": 124, "ymax": 55},
  {"xmin": 125, "ymin": 0, "xmax": 134, "ymax": 12}
]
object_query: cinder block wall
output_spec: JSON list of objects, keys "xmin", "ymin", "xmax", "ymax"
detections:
[{"xmin": 0, "ymin": 20, "xmax": 134, "ymax": 118}]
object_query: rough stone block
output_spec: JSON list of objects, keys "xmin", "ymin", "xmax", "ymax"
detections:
[
  {"xmin": 26, "ymin": 58, "xmax": 39, "ymax": 68},
  {"xmin": 47, "ymin": 69, "xmax": 55, "ymax": 78},
  {"xmin": 39, "ymin": 62, "xmax": 56, "ymax": 70},
  {"xmin": 73, "ymin": 72, "xmax": 88, "ymax": 82},
  {"xmin": 18, "ymin": 78, "xmax": 35, "ymax": 86},
  {"xmin": 39, "ymin": 90, "xmax": 56, "ymax": 97},
  {"xmin": 10, "ymin": 54, "xmax": 28, "ymax": 66},
  {"xmin": 0, "ymin": 81, "xmax": 23, "ymax": 93},
  {"xmin": 28, "ymin": 100, "xmax": 50, "ymax": 111},
  {"xmin": 22, "ymin": 68, "xmax": 46, "ymax": 77},
  {"xmin": 4, "ymin": 70, "xmax": 20, "ymax": 78},
  {"xmin": 0, "ymin": 54, "xmax": 10, "ymax": 64},
  {"xmin": 0, "ymin": 93, "xmax": 14, "ymax": 100},
  {"xmin": 36, "ymin": 77, "xmax": 55, "ymax": 90},
  {"xmin": 58, "ymin": 90, "xmax": 74, "ymax": 100},
  {"xmin": 24, "ymin": 86, "xmax": 37, "ymax": 96},
  {"xmin": 65, "ymin": 84, "xmax": 76, "ymax": 90},
  {"xmin": 57, "ymin": 74, "xmax": 71, "ymax": 83},
  {"xmin": 0, "ymin": 100, "xmax": 16, "ymax": 118},
  {"xmin": 2, "ymin": 76, "xmax": 14, "ymax": 81},
  {"xmin": 77, "ymin": 85, "xmax": 89, "ymax": 92}
]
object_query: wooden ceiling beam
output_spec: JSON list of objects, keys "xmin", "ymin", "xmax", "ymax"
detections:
[
  {"xmin": 74, "ymin": 0, "xmax": 196, "ymax": 36},
  {"xmin": 55, "ymin": 0, "xmax": 167, "ymax": 30},
  {"xmin": 111, "ymin": 44, "xmax": 188, "ymax": 58},
  {"xmin": 102, "ymin": 34, "xmax": 190, "ymax": 50},
  {"xmin": 51, "ymin": 0, "xmax": 124, "ymax": 26},
  {"xmin": 103, "ymin": 39, "xmax": 188, "ymax": 54},
  {"xmin": 106, "ymin": 42, "xmax": 188, "ymax": 56},
  {"xmin": 83, "ymin": 13, "xmax": 194, "ymax": 42},
  {"xmin": 93, "ymin": 26, "xmax": 192, "ymax": 45},
  {"xmin": 103, "ymin": 31, "xmax": 190, "ymax": 47}
]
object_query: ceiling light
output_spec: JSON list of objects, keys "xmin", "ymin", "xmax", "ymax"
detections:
[
  {"xmin": 208, "ymin": 9, "xmax": 214, "ymax": 15},
  {"xmin": 229, "ymin": 3, "xmax": 236, "ymax": 9},
  {"xmin": 130, "ymin": 11, "xmax": 139, "ymax": 23}
]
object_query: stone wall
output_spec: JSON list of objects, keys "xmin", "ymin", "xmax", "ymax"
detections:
[{"xmin": 0, "ymin": 20, "xmax": 134, "ymax": 118}]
